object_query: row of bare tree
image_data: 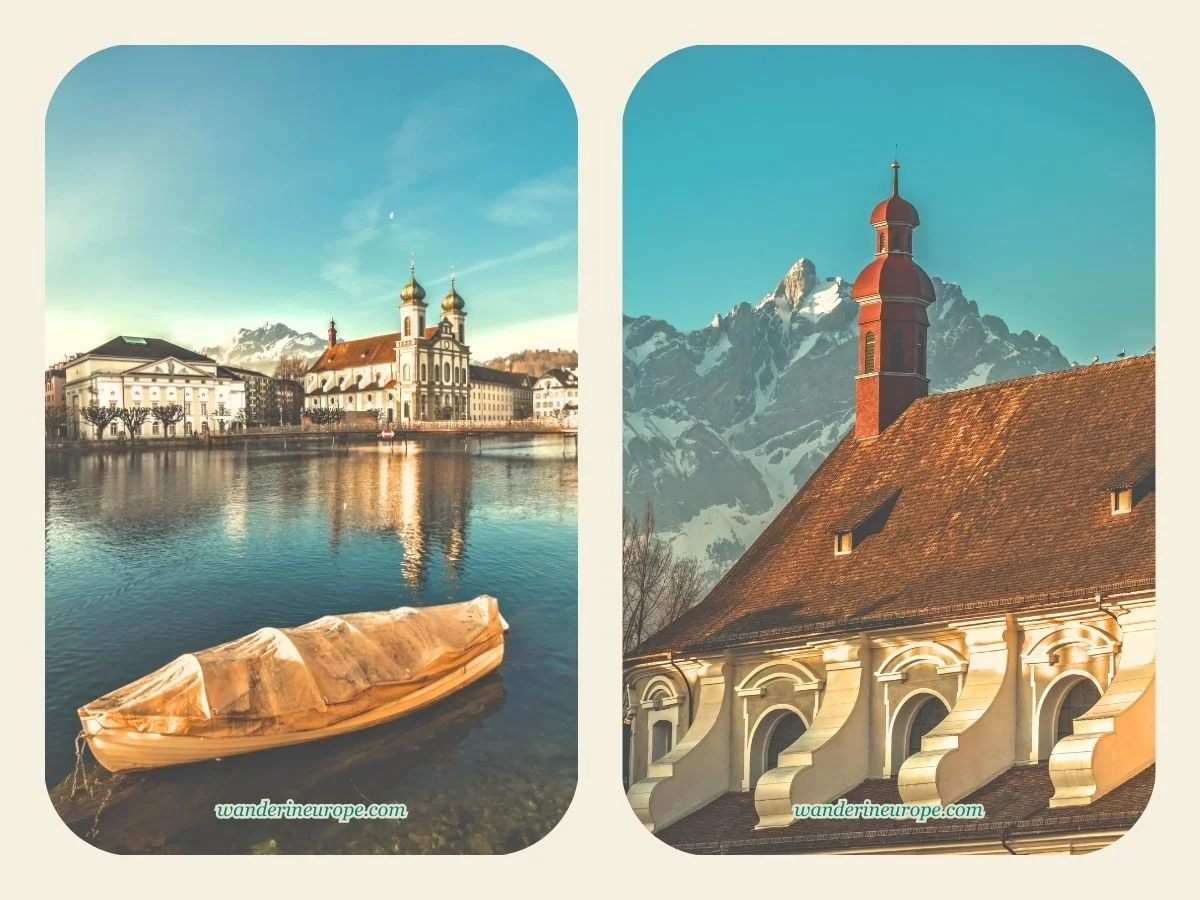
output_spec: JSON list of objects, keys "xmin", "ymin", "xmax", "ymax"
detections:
[
  {"xmin": 66, "ymin": 403, "xmax": 191, "ymax": 441},
  {"xmin": 622, "ymin": 502, "xmax": 706, "ymax": 653}
]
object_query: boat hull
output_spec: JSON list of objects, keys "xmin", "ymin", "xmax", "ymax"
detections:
[{"xmin": 83, "ymin": 640, "xmax": 504, "ymax": 773}]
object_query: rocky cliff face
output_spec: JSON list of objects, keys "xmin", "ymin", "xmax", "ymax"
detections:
[
  {"xmin": 200, "ymin": 322, "xmax": 326, "ymax": 371},
  {"xmin": 624, "ymin": 258, "xmax": 1070, "ymax": 582}
]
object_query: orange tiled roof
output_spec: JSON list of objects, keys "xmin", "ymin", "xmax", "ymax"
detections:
[
  {"xmin": 309, "ymin": 333, "xmax": 401, "ymax": 373},
  {"xmin": 632, "ymin": 355, "xmax": 1155, "ymax": 657}
]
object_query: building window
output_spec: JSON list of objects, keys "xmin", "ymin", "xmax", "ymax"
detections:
[
  {"xmin": 444, "ymin": 362, "xmax": 451, "ymax": 383},
  {"xmin": 878, "ymin": 231, "xmax": 887, "ymax": 253},
  {"xmin": 1056, "ymin": 680, "xmax": 1101, "ymax": 743},
  {"xmin": 890, "ymin": 330, "xmax": 904, "ymax": 372},
  {"xmin": 864, "ymin": 332, "xmax": 876, "ymax": 374},
  {"xmin": 1111, "ymin": 488, "xmax": 1133, "ymax": 515},
  {"xmin": 906, "ymin": 697, "xmax": 949, "ymax": 760},
  {"xmin": 834, "ymin": 531, "xmax": 853, "ymax": 555},
  {"xmin": 404, "ymin": 318, "xmax": 411, "ymax": 337},
  {"xmin": 764, "ymin": 713, "xmax": 807, "ymax": 775},
  {"xmin": 917, "ymin": 334, "xmax": 927, "ymax": 377},
  {"xmin": 650, "ymin": 720, "xmax": 673, "ymax": 762}
]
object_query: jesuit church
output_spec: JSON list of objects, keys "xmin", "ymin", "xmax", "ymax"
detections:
[
  {"xmin": 305, "ymin": 262, "xmax": 529, "ymax": 423},
  {"xmin": 623, "ymin": 163, "xmax": 1155, "ymax": 854}
]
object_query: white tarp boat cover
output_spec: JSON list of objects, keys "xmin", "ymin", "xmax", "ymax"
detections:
[{"xmin": 79, "ymin": 595, "xmax": 504, "ymax": 739}]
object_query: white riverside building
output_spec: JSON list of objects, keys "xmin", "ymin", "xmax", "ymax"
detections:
[
  {"xmin": 305, "ymin": 263, "xmax": 546, "ymax": 425},
  {"xmin": 62, "ymin": 336, "xmax": 246, "ymax": 439},
  {"xmin": 533, "ymin": 367, "xmax": 578, "ymax": 424}
]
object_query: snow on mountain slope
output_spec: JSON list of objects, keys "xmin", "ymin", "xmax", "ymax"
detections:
[
  {"xmin": 200, "ymin": 323, "xmax": 326, "ymax": 371},
  {"xmin": 623, "ymin": 258, "xmax": 1070, "ymax": 583}
]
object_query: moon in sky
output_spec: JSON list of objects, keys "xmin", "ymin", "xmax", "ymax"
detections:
[{"xmin": 388, "ymin": 211, "xmax": 395, "ymax": 220}]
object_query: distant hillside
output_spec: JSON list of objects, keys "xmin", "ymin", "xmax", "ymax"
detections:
[{"xmin": 481, "ymin": 348, "xmax": 578, "ymax": 377}]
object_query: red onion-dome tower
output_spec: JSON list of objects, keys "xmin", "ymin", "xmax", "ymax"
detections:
[{"xmin": 850, "ymin": 161, "xmax": 935, "ymax": 439}]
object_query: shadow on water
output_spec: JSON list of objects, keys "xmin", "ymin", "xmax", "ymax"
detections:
[{"xmin": 51, "ymin": 675, "xmax": 518, "ymax": 854}]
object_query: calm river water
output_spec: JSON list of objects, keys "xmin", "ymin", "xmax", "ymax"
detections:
[{"xmin": 45, "ymin": 436, "xmax": 577, "ymax": 853}]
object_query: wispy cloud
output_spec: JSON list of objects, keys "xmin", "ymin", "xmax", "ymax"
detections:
[
  {"xmin": 485, "ymin": 167, "xmax": 577, "ymax": 227},
  {"xmin": 427, "ymin": 232, "xmax": 577, "ymax": 285}
]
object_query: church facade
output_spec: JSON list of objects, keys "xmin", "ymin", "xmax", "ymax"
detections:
[
  {"xmin": 305, "ymin": 264, "xmax": 517, "ymax": 423},
  {"xmin": 623, "ymin": 164, "xmax": 1155, "ymax": 855}
]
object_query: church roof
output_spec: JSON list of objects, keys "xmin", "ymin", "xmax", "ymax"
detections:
[
  {"xmin": 630, "ymin": 355, "xmax": 1155, "ymax": 659},
  {"xmin": 655, "ymin": 764, "xmax": 1154, "ymax": 854},
  {"xmin": 309, "ymin": 333, "xmax": 402, "ymax": 373},
  {"xmin": 850, "ymin": 254, "xmax": 936, "ymax": 301}
]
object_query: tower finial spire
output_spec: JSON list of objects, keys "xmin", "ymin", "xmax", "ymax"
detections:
[
  {"xmin": 409, "ymin": 250, "xmax": 415, "ymax": 276},
  {"xmin": 892, "ymin": 154, "xmax": 900, "ymax": 196},
  {"xmin": 450, "ymin": 263, "xmax": 455, "ymax": 288}
]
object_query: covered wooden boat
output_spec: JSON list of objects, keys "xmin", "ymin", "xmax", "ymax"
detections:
[{"xmin": 78, "ymin": 595, "xmax": 507, "ymax": 773}]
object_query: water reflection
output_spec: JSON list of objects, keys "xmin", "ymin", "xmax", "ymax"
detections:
[{"xmin": 45, "ymin": 437, "xmax": 577, "ymax": 853}]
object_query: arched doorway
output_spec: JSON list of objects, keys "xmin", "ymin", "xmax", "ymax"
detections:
[
  {"xmin": 889, "ymin": 692, "xmax": 951, "ymax": 773},
  {"xmin": 1034, "ymin": 673, "xmax": 1104, "ymax": 761},
  {"xmin": 1055, "ymin": 678, "xmax": 1102, "ymax": 744},
  {"xmin": 748, "ymin": 708, "xmax": 808, "ymax": 789},
  {"xmin": 907, "ymin": 696, "xmax": 949, "ymax": 759}
]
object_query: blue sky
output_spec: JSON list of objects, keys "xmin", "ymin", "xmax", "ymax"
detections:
[
  {"xmin": 624, "ymin": 46, "xmax": 1155, "ymax": 365},
  {"xmin": 46, "ymin": 46, "xmax": 577, "ymax": 364}
]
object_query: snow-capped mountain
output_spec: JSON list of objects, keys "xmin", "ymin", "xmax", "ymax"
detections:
[
  {"xmin": 624, "ymin": 258, "xmax": 1070, "ymax": 584},
  {"xmin": 200, "ymin": 323, "xmax": 326, "ymax": 370}
]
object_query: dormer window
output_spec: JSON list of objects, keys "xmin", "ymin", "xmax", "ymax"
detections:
[
  {"xmin": 1111, "ymin": 488, "xmax": 1133, "ymax": 515},
  {"xmin": 1104, "ymin": 453, "xmax": 1154, "ymax": 517},
  {"xmin": 830, "ymin": 487, "xmax": 901, "ymax": 556},
  {"xmin": 834, "ymin": 531, "xmax": 853, "ymax": 555}
]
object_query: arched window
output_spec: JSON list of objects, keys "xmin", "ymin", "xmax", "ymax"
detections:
[
  {"xmin": 917, "ymin": 334, "xmax": 927, "ymax": 376},
  {"xmin": 402, "ymin": 364, "xmax": 410, "ymax": 381},
  {"xmin": 444, "ymin": 362, "xmax": 451, "ymax": 383},
  {"xmin": 864, "ymin": 332, "xmax": 876, "ymax": 374},
  {"xmin": 651, "ymin": 720, "xmax": 673, "ymax": 762},
  {"xmin": 765, "ymin": 713, "xmax": 807, "ymax": 773},
  {"xmin": 878, "ymin": 231, "xmax": 887, "ymax": 253},
  {"xmin": 1055, "ymin": 679, "xmax": 1101, "ymax": 743},
  {"xmin": 404, "ymin": 317, "xmax": 411, "ymax": 337},
  {"xmin": 906, "ymin": 697, "xmax": 949, "ymax": 760},
  {"xmin": 421, "ymin": 363, "xmax": 427, "ymax": 382},
  {"xmin": 402, "ymin": 400, "xmax": 410, "ymax": 421},
  {"xmin": 890, "ymin": 330, "xmax": 905, "ymax": 372}
]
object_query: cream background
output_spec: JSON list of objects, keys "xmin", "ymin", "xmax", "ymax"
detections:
[{"xmin": 3, "ymin": 0, "xmax": 1196, "ymax": 892}]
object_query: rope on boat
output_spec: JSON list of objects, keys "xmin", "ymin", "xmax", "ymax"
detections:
[
  {"xmin": 70, "ymin": 730, "xmax": 93, "ymax": 798},
  {"xmin": 86, "ymin": 775, "xmax": 123, "ymax": 842}
]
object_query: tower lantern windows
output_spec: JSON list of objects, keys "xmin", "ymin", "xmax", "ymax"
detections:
[
  {"xmin": 864, "ymin": 332, "xmax": 876, "ymax": 374},
  {"xmin": 878, "ymin": 231, "xmax": 887, "ymax": 253}
]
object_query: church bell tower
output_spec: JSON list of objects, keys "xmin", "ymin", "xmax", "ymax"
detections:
[{"xmin": 850, "ymin": 161, "xmax": 935, "ymax": 439}]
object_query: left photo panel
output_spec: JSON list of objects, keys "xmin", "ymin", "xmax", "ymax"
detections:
[{"xmin": 44, "ymin": 45, "xmax": 579, "ymax": 854}]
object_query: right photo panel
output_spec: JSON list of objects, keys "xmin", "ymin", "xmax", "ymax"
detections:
[{"xmin": 621, "ymin": 45, "xmax": 1155, "ymax": 855}]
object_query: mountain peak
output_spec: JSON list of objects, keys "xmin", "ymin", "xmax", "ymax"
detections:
[
  {"xmin": 770, "ymin": 257, "xmax": 818, "ymax": 304},
  {"xmin": 200, "ymin": 321, "xmax": 326, "ymax": 368}
]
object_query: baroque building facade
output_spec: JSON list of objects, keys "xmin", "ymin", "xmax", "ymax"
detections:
[
  {"xmin": 305, "ymin": 263, "xmax": 526, "ymax": 423},
  {"xmin": 63, "ymin": 336, "xmax": 246, "ymax": 439},
  {"xmin": 623, "ymin": 164, "xmax": 1155, "ymax": 855}
]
